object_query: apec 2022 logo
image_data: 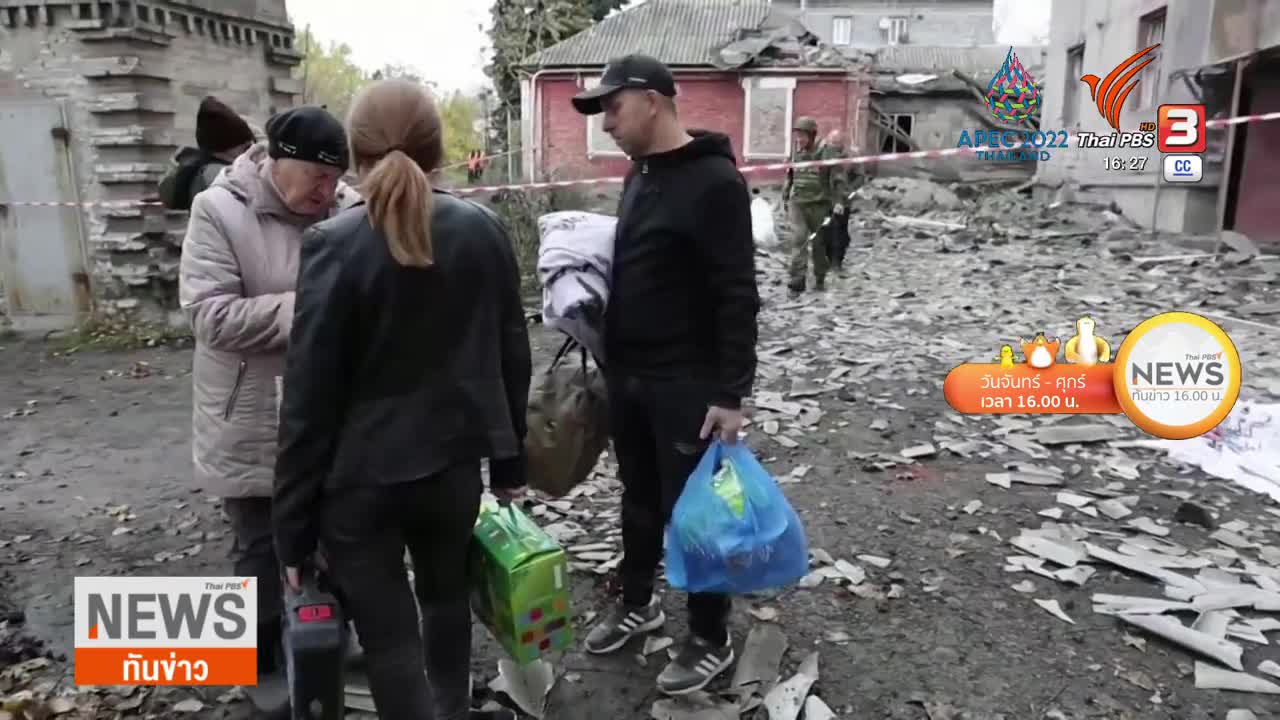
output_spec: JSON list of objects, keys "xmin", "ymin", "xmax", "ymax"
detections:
[{"xmin": 956, "ymin": 47, "xmax": 1064, "ymax": 162}]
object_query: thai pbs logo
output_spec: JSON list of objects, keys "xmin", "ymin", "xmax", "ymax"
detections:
[{"xmin": 957, "ymin": 48, "xmax": 1066, "ymax": 162}]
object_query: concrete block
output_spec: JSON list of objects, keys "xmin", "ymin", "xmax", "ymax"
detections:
[
  {"xmin": 271, "ymin": 76, "xmax": 302, "ymax": 95},
  {"xmin": 80, "ymin": 56, "xmax": 170, "ymax": 80},
  {"xmin": 86, "ymin": 92, "xmax": 176, "ymax": 114}
]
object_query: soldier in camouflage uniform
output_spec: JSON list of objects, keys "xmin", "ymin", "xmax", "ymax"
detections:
[
  {"xmin": 821, "ymin": 130, "xmax": 862, "ymax": 275},
  {"xmin": 783, "ymin": 117, "xmax": 848, "ymax": 294}
]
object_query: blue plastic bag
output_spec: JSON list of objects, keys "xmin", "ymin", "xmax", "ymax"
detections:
[{"xmin": 664, "ymin": 440, "xmax": 809, "ymax": 594}]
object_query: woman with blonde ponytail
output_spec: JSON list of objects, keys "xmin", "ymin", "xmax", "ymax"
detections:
[{"xmin": 273, "ymin": 78, "xmax": 530, "ymax": 720}]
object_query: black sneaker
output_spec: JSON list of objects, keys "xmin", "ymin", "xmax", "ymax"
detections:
[
  {"xmin": 656, "ymin": 634, "xmax": 735, "ymax": 696},
  {"xmin": 583, "ymin": 597, "xmax": 665, "ymax": 654}
]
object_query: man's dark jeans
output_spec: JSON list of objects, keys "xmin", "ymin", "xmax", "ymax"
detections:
[
  {"xmin": 607, "ymin": 371, "xmax": 732, "ymax": 645},
  {"xmin": 320, "ymin": 462, "xmax": 483, "ymax": 720},
  {"xmin": 223, "ymin": 497, "xmax": 284, "ymax": 673}
]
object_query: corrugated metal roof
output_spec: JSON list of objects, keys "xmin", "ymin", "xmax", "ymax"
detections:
[
  {"xmin": 870, "ymin": 45, "xmax": 1047, "ymax": 76},
  {"xmin": 522, "ymin": 0, "xmax": 772, "ymax": 68}
]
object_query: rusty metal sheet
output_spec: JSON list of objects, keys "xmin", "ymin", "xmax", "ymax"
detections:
[{"xmin": 0, "ymin": 99, "xmax": 90, "ymax": 329}]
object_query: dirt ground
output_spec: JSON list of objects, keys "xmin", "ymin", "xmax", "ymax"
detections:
[{"xmin": 4, "ymin": 186, "xmax": 1280, "ymax": 719}]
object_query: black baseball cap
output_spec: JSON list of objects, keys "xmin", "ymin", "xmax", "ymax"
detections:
[{"xmin": 571, "ymin": 54, "xmax": 677, "ymax": 115}]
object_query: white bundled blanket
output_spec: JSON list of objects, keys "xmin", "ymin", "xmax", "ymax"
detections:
[
  {"xmin": 750, "ymin": 195, "xmax": 777, "ymax": 247},
  {"xmin": 536, "ymin": 211, "xmax": 617, "ymax": 362}
]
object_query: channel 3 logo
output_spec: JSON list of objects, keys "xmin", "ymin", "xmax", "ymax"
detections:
[
  {"xmin": 1157, "ymin": 104, "xmax": 1206, "ymax": 153},
  {"xmin": 1159, "ymin": 104, "xmax": 1205, "ymax": 184}
]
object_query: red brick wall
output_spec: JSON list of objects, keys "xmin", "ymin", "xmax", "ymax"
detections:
[{"xmin": 532, "ymin": 71, "xmax": 869, "ymax": 186}]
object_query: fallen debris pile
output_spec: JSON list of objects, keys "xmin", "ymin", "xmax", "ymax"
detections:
[{"xmin": 1003, "ymin": 495, "xmax": 1280, "ymax": 700}]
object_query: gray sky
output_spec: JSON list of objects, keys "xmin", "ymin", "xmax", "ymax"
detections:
[{"xmin": 287, "ymin": 0, "xmax": 1054, "ymax": 94}]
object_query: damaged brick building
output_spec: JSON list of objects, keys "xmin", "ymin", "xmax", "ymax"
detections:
[
  {"xmin": 0, "ymin": 0, "xmax": 301, "ymax": 331},
  {"xmin": 518, "ymin": 0, "xmax": 872, "ymax": 183}
]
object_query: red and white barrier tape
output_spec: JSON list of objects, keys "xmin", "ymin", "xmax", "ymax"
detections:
[
  {"xmin": 438, "ymin": 146, "xmax": 521, "ymax": 172},
  {"xmin": 5, "ymin": 110, "xmax": 1280, "ymax": 208}
]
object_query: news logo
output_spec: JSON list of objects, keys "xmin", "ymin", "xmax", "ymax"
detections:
[
  {"xmin": 74, "ymin": 576, "xmax": 258, "ymax": 686},
  {"xmin": 1157, "ymin": 104, "xmax": 1206, "ymax": 153},
  {"xmin": 1112, "ymin": 312, "xmax": 1241, "ymax": 440}
]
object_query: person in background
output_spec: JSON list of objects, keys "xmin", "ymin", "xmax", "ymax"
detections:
[
  {"xmin": 158, "ymin": 96, "xmax": 255, "ymax": 211},
  {"xmin": 782, "ymin": 117, "xmax": 848, "ymax": 295},
  {"xmin": 821, "ymin": 129, "xmax": 855, "ymax": 276},
  {"xmin": 272, "ymin": 78, "xmax": 529, "ymax": 720},
  {"xmin": 178, "ymin": 105, "xmax": 352, "ymax": 716},
  {"xmin": 569, "ymin": 53, "xmax": 760, "ymax": 696}
]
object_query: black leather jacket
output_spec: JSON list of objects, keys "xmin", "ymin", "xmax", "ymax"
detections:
[{"xmin": 273, "ymin": 190, "xmax": 532, "ymax": 567}]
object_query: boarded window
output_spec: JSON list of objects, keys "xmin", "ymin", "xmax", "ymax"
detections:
[
  {"xmin": 584, "ymin": 77, "xmax": 625, "ymax": 156},
  {"xmin": 880, "ymin": 113, "xmax": 913, "ymax": 154},
  {"xmin": 742, "ymin": 77, "xmax": 795, "ymax": 158}
]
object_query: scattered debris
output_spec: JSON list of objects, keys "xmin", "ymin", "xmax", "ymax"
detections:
[
  {"xmin": 1194, "ymin": 662, "xmax": 1280, "ymax": 694},
  {"xmin": 650, "ymin": 692, "xmax": 740, "ymax": 720},
  {"xmin": 731, "ymin": 624, "xmax": 788, "ymax": 698},
  {"xmin": 1034, "ymin": 598, "xmax": 1074, "ymax": 625},
  {"xmin": 762, "ymin": 652, "xmax": 819, "ymax": 720},
  {"xmin": 490, "ymin": 658, "xmax": 555, "ymax": 719}
]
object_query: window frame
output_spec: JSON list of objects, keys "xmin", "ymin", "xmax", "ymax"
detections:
[
  {"xmin": 831, "ymin": 16, "xmax": 853, "ymax": 46},
  {"xmin": 583, "ymin": 76, "xmax": 627, "ymax": 158},
  {"xmin": 740, "ymin": 75, "xmax": 797, "ymax": 160},
  {"xmin": 880, "ymin": 112, "xmax": 914, "ymax": 154},
  {"xmin": 886, "ymin": 16, "xmax": 908, "ymax": 46},
  {"xmin": 1136, "ymin": 7, "xmax": 1167, "ymax": 110}
]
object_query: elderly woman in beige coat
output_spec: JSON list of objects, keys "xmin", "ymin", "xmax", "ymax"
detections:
[{"xmin": 177, "ymin": 105, "xmax": 356, "ymax": 701}]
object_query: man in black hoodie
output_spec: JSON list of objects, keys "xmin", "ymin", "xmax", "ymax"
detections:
[
  {"xmin": 157, "ymin": 96, "xmax": 255, "ymax": 210},
  {"xmin": 571, "ymin": 54, "xmax": 760, "ymax": 696}
]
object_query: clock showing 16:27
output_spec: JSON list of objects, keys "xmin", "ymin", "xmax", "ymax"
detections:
[{"xmin": 1102, "ymin": 156, "xmax": 1150, "ymax": 172}]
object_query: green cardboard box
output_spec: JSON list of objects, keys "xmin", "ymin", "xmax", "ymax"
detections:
[{"xmin": 470, "ymin": 504, "xmax": 574, "ymax": 665}]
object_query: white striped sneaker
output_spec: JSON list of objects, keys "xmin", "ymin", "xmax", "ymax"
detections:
[
  {"xmin": 583, "ymin": 597, "xmax": 666, "ymax": 654},
  {"xmin": 656, "ymin": 634, "xmax": 735, "ymax": 696}
]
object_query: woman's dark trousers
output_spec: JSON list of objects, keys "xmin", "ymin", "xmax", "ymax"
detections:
[{"xmin": 321, "ymin": 462, "xmax": 484, "ymax": 720}]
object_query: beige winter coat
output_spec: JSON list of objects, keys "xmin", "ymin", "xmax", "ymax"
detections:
[{"xmin": 179, "ymin": 142, "xmax": 357, "ymax": 499}]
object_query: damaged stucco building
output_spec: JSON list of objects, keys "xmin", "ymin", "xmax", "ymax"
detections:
[
  {"xmin": 0, "ymin": 0, "xmax": 301, "ymax": 331},
  {"xmin": 1039, "ymin": 0, "xmax": 1280, "ymax": 244},
  {"xmin": 863, "ymin": 44, "xmax": 1046, "ymax": 179},
  {"xmin": 774, "ymin": 0, "xmax": 1043, "ymax": 179},
  {"xmin": 771, "ymin": 0, "xmax": 996, "ymax": 48}
]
